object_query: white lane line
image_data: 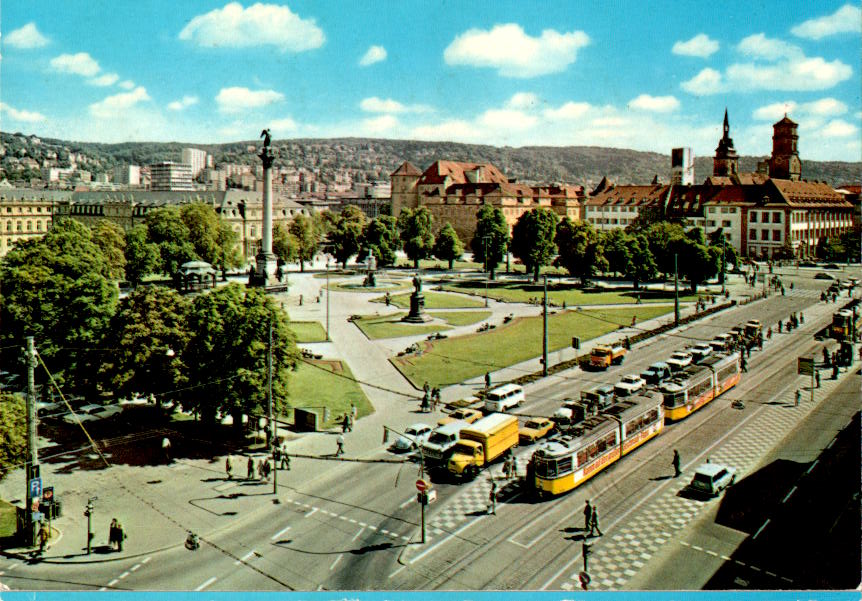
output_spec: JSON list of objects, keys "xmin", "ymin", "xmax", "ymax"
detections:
[
  {"xmin": 330, "ymin": 555, "xmax": 342, "ymax": 571},
  {"xmin": 750, "ymin": 566, "xmax": 761, "ymax": 572},
  {"xmin": 130, "ymin": 563, "xmax": 141, "ymax": 572},
  {"xmin": 766, "ymin": 571, "xmax": 777, "ymax": 577},
  {"xmin": 752, "ymin": 518, "xmax": 770, "ymax": 540},
  {"xmin": 826, "ymin": 438, "xmax": 836, "ymax": 449},
  {"xmin": 381, "ymin": 529, "xmax": 390, "ymax": 535},
  {"xmin": 107, "ymin": 579, "xmax": 119, "ymax": 587},
  {"xmin": 781, "ymin": 486, "xmax": 797, "ymax": 504},
  {"xmin": 349, "ymin": 518, "xmax": 357, "ymax": 524},
  {"xmin": 271, "ymin": 525, "xmax": 291, "ymax": 540},
  {"xmin": 692, "ymin": 545, "xmax": 703, "ymax": 552},
  {"xmin": 234, "ymin": 550, "xmax": 256, "ymax": 565},
  {"xmin": 99, "ymin": 587, "xmax": 107, "ymax": 592},
  {"xmin": 806, "ymin": 459, "xmax": 819, "ymax": 474},
  {"xmin": 409, "ymin": 514, "xmax": 488, "ymax": 565},
  {"xmin": 399, "ymin": 497, "xmax": 414, "ymax": 509},
  {"xmin": 706, "ymin": 550, "xmax": 718, "ymax": 557},
  {"xmin": 388, "ymin": 565, "xmax": 407, "ymax": 579},
  {"xmin": 339, "ymin": 515, "xmax": 347, "ymax": 521},
  {"xmin": 119, "ymin": 571, "xmax": 130, "ymax": 579},
  {"xmin": 367, "ymin": 525, "xmax": 377, "ymax": 530},
  {"xmin": 721, "ymin": 555, "xmax": 731, "ymax": 561},
  {"xmin": 358, "ymin": 522, "xmax": 367, "ymax": 527},
  {"xmin": 305, "ymin": 507, "xmax": 318, "ymax": 518},
  {"xmin": 142, "ymin": 556, "xmax": 151, "ymax": 564},
  {"xmin": 195, "ymin": 576, "xmax": 217, "ymax": 591}
]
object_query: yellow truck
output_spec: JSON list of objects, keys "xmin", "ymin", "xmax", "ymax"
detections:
[
  {"xmin": 590, "ymin": 344, "xmax": 626, "ymax": 369},
  {"xmin": 447, "ymin": 413, "xmax": 519, "ymax": 479}
]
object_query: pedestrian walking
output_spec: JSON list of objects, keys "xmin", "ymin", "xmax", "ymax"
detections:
[
  {"xmin": 161, "ymin": 436, "xmax": 172, "ymax": 464},
  {"xmin": 37, "ymin": 523, "xmax": 49, "ymax": 553},
  {"xmin": 225, "ymin": 456, "xmax": 233, "ymax": 480},
  {"xmin": 795, "ymin": 389, "xmax": 801, "ymax": 407},
  {"xmin": 583, "ymin": 500, "xmax": 593, "ymax": 531},
  {"xmin": 273, "ymin": 445, "xmax": 281, "ymax": 467},
  {"xmin": 511, "ymin": 456, "xmax": 518, "ymax": 479},
  {"xmin": 336, "ymin": 435, "xmax": 345, "ymax": 456},
  {"xmin": 262, "ymin": 459, "xmax": 271, "ymax": 481},
  {"xmin": 590, "ymin": 508, "xmax": 603, "ymax": 537},
  {"xmin": 740, "ymin": 355, "xmax": 747, "ymax": 373},
  {"xmin": 109, "ymin": 518, "xmax": 118, "ymax": 550},
  {"xmin": 485, "ymin": 372, "xmax": 491, "ymax": 388},
  {"xmin": 672, "ymin": 449, "xmax": 681, "ymax": 478},
  {"xmin": 257, "ymin": 459, "xmax": 265, "ymax": 480},
  {"xmin": 488, "ymin": 481, "xmax": 497, "ymax": 515},
  {"xmin": 823, "ymin": 347, "xmax": 830, "ymax": 365},
  {"xmin": 778, "ymin": 321, "xmax": 783, "ymax": 333},
  {"xmin": 351, "ymin": 403, "xmax": 357, "ymax": 420},
  {"xmin": 342, "ymin": 414, "xmax": 351, "ymax": 434},
  {"xmin": 503, "ymin": 456, "xmax": 512, "ymax": 480},
  {"xmin": 280, "ymin": 446, "xmax": 291, "ymax": 470},
  {"xmin": 116, "ymin": 521, "xmax": 125, "ymax": 552},
  {"xmin": 247, "ymin": 456, "xmax": 255, "ymax": 480}
]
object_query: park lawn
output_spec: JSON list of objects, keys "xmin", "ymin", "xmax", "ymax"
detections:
[
  {"xmin": 0, "ymin": 498, "xmax": 16, "ymax": 538},
  {"xmin": 326, "ymin": 279, "xmax": 411, "ymax": 294},
  {"xmin": 371, "ymin": 290, "xmax": 486, "ymax": 309},
  {"xmin": 289, "ymin": 321, "xmax": 327, "ymax": 343},
  {"xmin": 285, "ymin": 360, "xmax": 371, "ymax": 429},
  {"xmin": 353, "ymin": 313, "xmax": 451, "ymax": 339},
  {"xmin": 391, "ymin": 305, "xmax": 671, "ymax": 388},
  {"xmin": 432, "ymin": 310, "xmax": 492, "ymax": 327},
  {"xmin": 441, "ymin": 281, "xmax": 699, "ymax": 306}
]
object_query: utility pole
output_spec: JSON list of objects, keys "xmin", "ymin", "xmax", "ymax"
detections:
[
  {"xmin": 325, "ymin": 258, "xmax": 331, "ymax": 341},
  {"xmin": 24, "ymin": 336, "xmax": 38, "ymax": 547},
  {"xmin": 85, "ymin": 497, "xmax": 95, "ymax": 554},
  {"xmin": 483, "ymin": 235, "xmax": 491, "ymax": 307},
  {"xmin": 673, "ymin": 254, "xmax": 680, "ymax": 327},
  {"xmin": 267, "ymin": 320, "xmax": 278, "ymax": 501},
  {"xmin": 542, "ymin": 275, "xmax": 549, "ymax": 377},
  {"xmin": 720, "ymin": 236, "xmax": 726, "ymax": 294}
]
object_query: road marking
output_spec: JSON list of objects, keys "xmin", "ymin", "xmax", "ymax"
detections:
[
  {"xmin": 367, "ymin": 525, "xmax": 377, "ymax": 530},
  {"xmin": 234, "ymin": 550, "xmax": 256, "ymax": 565},
  {"xmin": 826, "ymin": 438, "xmax": 836, "ymax": 449},
  {"xmin": 706, "ymin": 550, "xmax": 718, "ymax": 557},
  {"xmin": 196, "ymin": 576, "xmax": 217, "ymax": 591},
  {"xmin": 752, "ymin": 518, "xmax": 770, "ymax": 540},
  {"xmin": 399, "ymin": 497, "xmax": 415, "ymax": 509},
  {"xmin": 806, "ymin": 460, "xmax": 819, "ymax": 474},
  {"xmin": 339, "ymin": 515, "xmax": 347, "ymax": 521},
  {"xmin": 305, "ymin": 507, "xmax": 318, "ymax": 519},
  {"xmin": 381, "ymin": 529, "xmax": 389, "ymax": 535},
  {"xmin": 130, "ymin": 563, "xmax": 141, "ymax": 572},
  {"xmin": 781, "ymin": 486, "xmax": 797, "ymax": 504},
  {"xmin": 388, "ymin": 565, "xmax": 407, "ymax": 579},
  {"xmin": 692, "ymin": 545, "xmax": 703, "ymax": 552},
  {"xmin": 142, "ymin": 556, "xmax": 151, "ymax": 564},
  {"xmin": 750, "ymin": 566, "xmax": 761, "ymax": 572},
  {"xmin": 119, "ymin": 571, "xmax": 130, "ymax": 579},
  {"xmin": 349, "ymin": 518, "xmax": 357, "ymax": 524},
  {"xmin": 271, "ymin": 526, "xmax": 291, "ymax": 540},
  {"xmin": 766, "ymin": 571, "xmax": 777, "ymax": 577},
  {"xmin": 508, "ymin": 499, "xmax": 570, "ymax": 549},
  {"xmin": 99, "ymin": 587, "xmax": 107, "ymax": 592},
  {"xmin": 108, "ymin": 579, "xmax": 119, "ymax": 587},
  {"xmin": 358, "ymin": 522, "xmax": 367, "ymax": 527},
  {"xmin": 329, "ymin": 555, "xmax": 342, "ymax": 571},
  {"xmin": 721, "ymin": 555, "xmax": 731, "ymax": 561},
  {"xmin": 735, "ymin": 560, "xmax": 746, "ymax": 567}
]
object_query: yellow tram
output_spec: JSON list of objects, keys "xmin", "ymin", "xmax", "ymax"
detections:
[
  {"xmin": 532, "ymin": 391, "xmax": 664, "ymax": 497},
  {"xmin": 660, "ymin": 352, "xmax": 741, "ymax": 421}
]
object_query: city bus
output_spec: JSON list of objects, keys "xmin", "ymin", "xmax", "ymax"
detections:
[
  {"xmin": 660, "ymin": 352, "xmax": 741, "ymax": 421},
  {"xmin": 531, "ymin": 391, "xmax": 664, "ymax": 497}
]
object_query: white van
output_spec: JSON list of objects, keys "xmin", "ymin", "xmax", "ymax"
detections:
[{"xmin": 483, "ymin": 384, "xmax": 525, "ymax": 413}]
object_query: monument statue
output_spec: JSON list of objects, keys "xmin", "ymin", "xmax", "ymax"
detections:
[
  {"xmin": 412, "ymin": 275, "xmax": 423, "ymax": 293},
  {"xmin": 260, "ymin": 128, "xmax": 272, "ymax": 150},
  {"xmin": 403, "ymin": 274, "xmax": 431, "ymax": 323},
  {"xmin": 363, "ymin": 249, "xmax": 377, "ymax": 288}
]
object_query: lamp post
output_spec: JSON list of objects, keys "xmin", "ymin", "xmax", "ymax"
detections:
[
  {"xmin": 325, "ymin": 257, "xmax": 332, "ymax": 341},
  {"xmin": 266, "ymin": 320, "xmax": 278, "ymax": 501},
  {"xmin": 483, "ymin": 235, "xmax": 491, "ymax": 308},
  {"xmin": 383, "ymin": 425, "xmax": 428, "ymax": 544},
  {"xmin": 721, "ymin": 235, "xmax": 726, "ymax": 294}
]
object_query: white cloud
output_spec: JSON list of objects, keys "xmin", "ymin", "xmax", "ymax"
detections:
[
  {"xmin": 361, "ymin": 114, "xmax": 399, "ymax": 134},
  {"xmin": 5, "ymin": 22, "xmax": 49, "ymax": 49},
  {"xmin": 805, "ymin": 98, "xmax": 847, "ymax": 116},
  {"xmin": 89, "ymin": 86, "xmax": 150, "ymax": 119},
  {"xmin": 671, "ymin": 33, "xmax": 718, "ymax": 58},
  {"xmin": 270, "ymin": 117, "xmax": 298, "ymax": 132},
  {"xmin": 0, "ymin": 102, "xmax": 46, "ymax": 122},
  {"xmin": 167, "ymin": 95, "xmax": 200, "ymax": 111},
  {"xmin": 681, "ymin": 68, "xmax": 723, "ymax": 95},
  {"xmin": 543, "ymin": 101, "xmax": 592, "ymax": 120},
  {"xmin": 591, "ymin": 116, "xmax": 627, "ymax": 127},
  {"xmin": 753, "ymin": 101, "xmax": 799, "ymax": 121},
  {"xmin": 506, "ymin": 92, "xmax": 540, "ymax": 110},
  {"xmin": 756, "ymin": 97, "xmax": 849, "ymax": 122},
  {"xmin": 119, "ymin": 80, "xmax": 135, "ymax": 90},
  {"xmin": 820, "ymin": 119, "xmax": 857, "ymax": 138},
  {"xmin": 478, "ymin": 108, "xmax": 537, "ymax": 130},
  {"xmin": 88, "ymin": 72, "xmax": 119, "ymax": 87},
  {"xmin": 444, "ymin": 23, "xmax": 589, "ymax": 78},
  {"xmin": 725, "ymin": 57, "xmax": 851, "ymax": 91},
  {"xmin": 179, "ymin": 2, "xmax": 324, "ymax": 53},
  {"xmin": 50, "ymin": 52, "xmax": 100, "ymax": 77},
  {"xmin": 737, "ymin": 33, "xmax": 802, "ymax": 61},
  {"xmin": 359, "ymin": 45, "xmax": 386, "ymax": 66},
  {"xmin": 359, "ymin": 96, "xmax": 431, "ymax": 114},
  {"xmin": 791, "ymin": 4, "xmax": 862, "ymax": 40},
  {"xmin": 215, "ymin": 86, "xmax": 284, "ymax": 113},
  {"xmin": 628, "ymin": 94, "xmax": 679, "ymax": 112}
]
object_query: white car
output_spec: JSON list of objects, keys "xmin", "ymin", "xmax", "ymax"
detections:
[
  {"xmin": 614, "ymin": 374, "xmax": 645, "ymax": 397},
  {"xmin": 689, "ymin": 463, "xmax": 736, "ymax": 496},
  {"xmin": 393, "ymin": 423, "xmax": 433, "ymax": 451},
  {"xmin": 666, "ymin": 351, "xmax": 693, "ymax": 371},
  {"xmin": 62, "ymin": 403, "xmax": 121, "ymax": 425},
  {"xmin": 690, "ymin": 343, "xmax": 713, "ymax": 363}
]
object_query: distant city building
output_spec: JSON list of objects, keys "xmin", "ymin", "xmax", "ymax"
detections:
[
  {"xmin": 149, "ymin": 162, "xmax": 194, "ymax": 191},
  {"xmin": 181, "ymin": 148, "xmax": 208, "ymax": 178},
  {"xmin": 41, "ymin": 167, "xmax": 75, "ymax": 182},
  {"xmin": 114, "ymin": 164, "xmax": 141, "ymax": 186},
  {"xmin": 0, "ymin": 189, "xmax": 62, "ymax": 256},
  {"xmin": 670, "ymin": 147, "xmax": 694, "ymax": 186}
]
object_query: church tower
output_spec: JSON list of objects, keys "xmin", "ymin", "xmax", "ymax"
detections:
[
  {"xmin": 713, "ymin": 109, "xmax": 739, "ymax": 177},
  {"xmin": 767, "ymin": 115, "xmax": 802, "ymax": 181},
  {"xmin": 390, "ymin": 161, "xmax": 422, "ymax": 218}
]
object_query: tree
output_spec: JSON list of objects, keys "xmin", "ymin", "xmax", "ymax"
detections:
[
  {"xmin": 99, "ymin": 286, "xmax": 191, "ymax": 411},
  {"xmin": 511, "ymin": 208, "xmax": 559, "ymax": 281},
  {"xmin": 328, "ymin": 205, "xmax": 367, "ymax": 268},
  {"xmin": 397, "ymin": 207, "xmax": 435, "ymax": 269},
  {"xmin": 554, "ymin": 219, "xmax": 607, "ymax": 285},
  {"xmin": 670, "ymin": 236, "xmax": 718, "ymax": 292},
  {"xmin": 288, "ymin": 214, "xmax": 321, "ymax": 271},
  {"xmin": 644, "ymin": 222, "xmax": 686, "ymax": 277},
  {"xmin": 625, "ymin": 233, "xmax": 658, "ymax": 289},
  {"xmin": 362, "ymin": 215, "xmax": 399, "ymax": 266},
  {"xmin": 272, "ymin": 223, "xmax": 299, "ymax": 264},
  {"xmin": 92, "ymin": 220, "xmax": 127, "ymax": 280},
  {"xmin": 180, "ymin": 203, "xmax": 241, "ymax": 278},
  {"xmin": 145, "ymin": 206, "xmax": 198, "ymax": 275},
  {"xmin": 124, "ymin": 224, "xmax": 160, "ymax": 286},
  {"xmin": 626, "ymin": 205, "xmax": 667, "ymax": 233},
  {"xmin": 432, "ymin": 222, "xmax": 464, "ymax": 270},
  {"xmin": 0, "ymin": 219, "xmax": 117, "ymax": 394},
  {"xmin": 0, "ymin": 393, "xmax": 26, "ymax": 480},
  {"xmin": 601, "ymin": 228, "xmax": 631, "ymax": 277},
  {"xmin": 182, "ymin": 284, "xmax": 300, "ymax": 435},
  {"xmin": 473, "ymin": 204, "xmax": 509, "ymax": 280}
]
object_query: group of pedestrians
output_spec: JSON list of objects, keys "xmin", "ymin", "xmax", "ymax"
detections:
[
  {"xmin": 108, "ymin": 518, "xmax": 126, "ymax": 552},
  {"xmin": 582, "ymin": 500, "xmax": 603, "ymax": 537},
  {"xmin": 228, "ymin": 450, "xmax": 290, "ymax": 482}
]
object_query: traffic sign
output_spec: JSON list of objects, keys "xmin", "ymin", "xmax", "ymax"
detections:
[
  {"xmin": 30, "ymin": 498, "xmax": 40, "ymax": 513},
  {"xmin": 42, "ymin": 486, "xmax": 54, "ymax": 502},
  {"xmin": 29, "ymin": 477, "xmax": 42, "ymax": 500},
  {"xmin": 426, "ymin": 489, "xmax": 437, "ymax": 504},
  {"xmin": 797, "ymin": 356, "xmax": 814, "ymax": 375},
  {"xmin": 415, "ymin": 478, "xmax": 430, "ymax": 492}
]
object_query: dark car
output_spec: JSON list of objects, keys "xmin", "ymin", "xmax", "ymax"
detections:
[
  {"xmin": 641, "ymin": 362, "xmax": 672, "ymax": 385},
  {"xmin": 814, "ymin": 272, "xmax": 834, "ymax": 280},
  {"xmin": 799, "ymin": 261, "xmax": 817, "ymax": 268},
  {"xmin": 824, "ymin": 263, "xmax": 840, "ymax": 270}
]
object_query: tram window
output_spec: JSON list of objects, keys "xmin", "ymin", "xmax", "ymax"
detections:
[
  {"xmin": 577, "ymin": 449, "xmax": 587, "ymax": 465},
  {"xmin": 558, "ymin": 457, "xmax": 573, "ymax": 474},
  {"xmin": 646, "ymin": 408, "xmax": 658, "ymax": 423},
  {"xmin": 717, "ymin": 364, "xmax": 737, "ymax": 381},
  {"xmin": 597, "ymin": 438, "xmax": 607, "ymax": 453},
  {"xmin": 663, "ymin": 392, "xmax": 685, "ymax": 408},
  {"xmin": 605, "ymin": 432, "xmax": 617, "ymax": 447}
]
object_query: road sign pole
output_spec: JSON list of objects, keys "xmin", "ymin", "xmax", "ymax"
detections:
[
  {"xmin": 811, "ymin": 361, "xmax": 815, "ymax": 403},
  {"xmin": 421, "ymin": 500, "xmax": 426, "ymax": 544}
]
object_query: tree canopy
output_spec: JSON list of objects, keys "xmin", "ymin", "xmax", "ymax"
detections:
[
  {"xmin": 0, "ymin": 393, "xmax": 26, "ymax": 480},
  {"xmin": 329, "ymin": 205, "xmax": 367, "ymax": 268},
  {"xmin": 288, "ymin": 213, "xmax": 321, "ymax": 271},
  {"xmin": 398, "ymin": 207, "xmax": 435, "ymax": 269},
  {"xmin": 473, "ymin": 204, "xmax": 509, "ymax": 280},
  {"xmin": 124, "ymin": 224, "xmax": 160, "ymax": 286},
  {"xmin": 554, "ymin": 219, "xmax": 607, "ymax": 285},
  {"xmin": 432, "ymin": 222, "xmax": 464, "ymax": 270},
  {"xmin": 511, "ymin": 208, "xmax": 559, "ymax": 281},
  {"xmin": 362, "ymin": 215, "xmax": 399, "ymax": 267},
  {"xmin": 145, "ymin": 206, "xmax": 198, "ymax": 276}
]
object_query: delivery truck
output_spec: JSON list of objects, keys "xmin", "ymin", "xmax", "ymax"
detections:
[{"xmin": 447, "ymin": 413, "xmax": 519, "ymax": 479}]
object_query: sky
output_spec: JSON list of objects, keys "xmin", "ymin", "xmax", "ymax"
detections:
[{"xmin": 0, "ymin": 1, "xmax": 860, "ymax": 162}]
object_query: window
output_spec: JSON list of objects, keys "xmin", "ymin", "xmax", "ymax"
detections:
[
  {"xmin": 750, "ymin": 212, "xmax": 757, "ymax": 223},
  {"xmin": 749, "ymin": 229, "xmax": 756, "ymax": 239},
  {"xmin": 773, "ymin": 212, "xmax": 781, "ymax": 223},
  {"xmin": 729, "ymin": 207, "xmax": 736, "ymax": 214},
  {"xmin": 36, "ymin": 221, "xmax": 43, "ymax": 232},
  {"xmin": 708, "ymin": 207, "xmax": 716, "ymax": 214},
  {"xmin": 761, "ymin": 230, "xmax": 768, "ymax": 241},
  {"xmin": 5, "ymin": 222, "xmax": 10, "ymax": 231},
  {"xmin": 707, "ymin": 220, "xmax": 716, "ymax": 227},
  {"xmin": 772, "ymin": 230, "xmax": 781, "ymax": 241},
  {"xmin": 16, "ymin": 221, "xmax": 22, "ymax": 231},
  {"xmin": 722, "ymin": 220, "xmax": 731, "ymax": 228},
  {"xmin": 26, "ymin": 221, "xmax": 32, "ymax": 231}
]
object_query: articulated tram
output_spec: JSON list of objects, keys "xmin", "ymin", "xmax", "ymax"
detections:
[
  {"xmin": 660, "ymin": 352, "xmax": 741, "ymax": 421},
  {"xmin": 532, "ymin": 391, "xmax": 664, "ymax": 497}
]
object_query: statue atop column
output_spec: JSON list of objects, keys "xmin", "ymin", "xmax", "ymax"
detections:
[
  {"xmin": 259, "ymin": 129, "xmax": 274, "ymax": 168},
  {"xmin": 250, "ymin": 127, "xmax": 283, "ymax": 290}
]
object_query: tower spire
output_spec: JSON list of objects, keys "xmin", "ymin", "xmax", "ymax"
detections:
[{"xmin": 723, "ymin": 108, "xmax": 729, "ymax": 137}]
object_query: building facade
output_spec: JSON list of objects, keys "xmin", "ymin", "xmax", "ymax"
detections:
[
  {"xmin": 149, "ymin": 162, "xmax": 195, "ymax": 191},
  {"xmin": 181, "ymin": 148, "xmax": 208, "ymax": 178}
]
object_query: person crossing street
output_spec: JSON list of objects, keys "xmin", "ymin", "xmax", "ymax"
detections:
[
  {"xmin": 589, "ymin": 507, "xmax": 603, "ymax": 537},
  {"xmin": 225, "ymin": 456, "xmax": 233, "ymax": 480},
  {"xmin": 672, "ymin": 449, "xmax": 681, "ymax": 478},
  {"xmin": 583, "ymin": 500, "xmax": 593, "ymax": 531}
]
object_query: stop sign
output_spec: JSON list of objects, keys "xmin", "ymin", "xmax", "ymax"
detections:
[{"xmin": 415, "ymin": 479, "xmax": 429, "ymax": 492}]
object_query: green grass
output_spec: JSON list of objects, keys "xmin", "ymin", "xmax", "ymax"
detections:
[
  {"xmin": 431, "ymin": 310, "xmax": 492, "ymax": 326},
  {"xmin": 391, "ymin": 305, "xmax": 671, "ymax": 388},
  {"xmin": 371, "ymin": 290, "xmax": 486, "ymax": 309},
  {"xmin": 289, "ymin": 321, "xmax": 327, "ymax": 343},
  {"xmin": 353, "ymin": 313, "xmax": 450, "ymax": 339},
  {"xmin": 441, "ymin": 281, "xmax": 700, "ymax": 306},
  {"xmin": 0, "ymin": 499, "xmax": 17, "ymax": 538},
  {"xmin": 285, "ymin": 360, "xmax": 371, "ymax": 429},
  {"xmin": 325, "ymin": 279, "xmax": 411, "ymax": 293}
]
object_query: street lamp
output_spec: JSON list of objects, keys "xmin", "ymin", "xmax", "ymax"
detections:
[
  {"xmin": 483, "ymin": 235, "xmax": 491, "ymax": 308},
  {"xmin": 325, "ymin": 257, "xmax": 333, "ymax": 341}
]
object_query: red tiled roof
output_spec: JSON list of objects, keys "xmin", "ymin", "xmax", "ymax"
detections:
[
  {"xmin": 417, "ymin": 160, "xmax": 509, "ymax": 186},
  {"xmin": 391, "ymin": 161, "xmax": 422, "ymax": 177},
  {"xmin": 768, "ymin": 179, "xmax": 848, "ymax": 208},
  {"xmin": 584, "ymin": 184, "xmax": 668, "ymax": 207}
]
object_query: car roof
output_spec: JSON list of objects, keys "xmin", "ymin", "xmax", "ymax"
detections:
[
  {"xmin": 407, "ymin": 423, "xmax": 430, "ymax": 430},
  {"xmin": 694, "ymin": 463, "xmax": 730, "ymax": 477}
]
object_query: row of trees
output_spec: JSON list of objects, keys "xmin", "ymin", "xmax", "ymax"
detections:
[{"xmin": 0, "ymin": 219, "xmax": 299, "ymax": 435}]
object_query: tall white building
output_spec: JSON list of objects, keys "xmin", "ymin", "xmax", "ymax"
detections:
[
  {"xmin": 150, "ymin": 162, "xmax": 194, "ymax": 191},
  {"xmin": 670, "ymin": 147, "xmax": 694, "ymax": 186},
  {"xmin": 113, "ymin": 164, "xmax": 141, "ymax": 186},
  {"xmin": 181, "ymin": 148, "xmax": 208, "ymax": 178}
]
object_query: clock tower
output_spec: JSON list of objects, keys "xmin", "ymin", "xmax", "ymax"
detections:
[{"xmin": 767, "ymin": 115, "xmax": 802, "ymax": 181}]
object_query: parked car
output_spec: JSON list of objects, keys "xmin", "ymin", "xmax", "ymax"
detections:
[
  {"xmin": 688, "ymin": 462, "xmax": 737, "ymax": 496},
  {"xmin": 799, "ymin": 261, "xmax": 817, "ymax": 268},
  {"xmin": 709, "ymin": 334, "xmax": 734, "ymax": 352},
  {"xmin": 824, "ymin": 263, "xmax": 840, "ymax": 270},
  {"xmin": 614, "ymin": 374, "xmax": 645, "ymax": 397},
  {"xmin": 641, "ymin": 362, "xmax": 672, "ymax": 385},
  {"xmin": 62, "ymin": 404, "xmax": 121, "ymax": 425},
  {"xmin": 519, "ymin": 418, "xmax": 555, "ymax": 444},
  {"xmin": 36, "ymin": 400, "xmax": 63, "ymax": 418},
  {"xmin": 438, "ymin": 407, "xmax": 483, "ymax": 427},
  {"xmin": 690, "ymin": 343, "xmax": 713, "ymax": 363},
  {"xmin": 392, "ymin": 423, "xmax": 433, "ymax": 451},
  {"xmin": 666, "ymin": 351, "xmax": 693, "ymax": 371},
  {"xmin": 814, "ymin": 272, "xmax": 834, "ymax": 280}
]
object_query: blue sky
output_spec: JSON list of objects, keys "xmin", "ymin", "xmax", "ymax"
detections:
[{"xmin": 1, "ymin": 1, "xmax": 859, "ymax": 161}]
